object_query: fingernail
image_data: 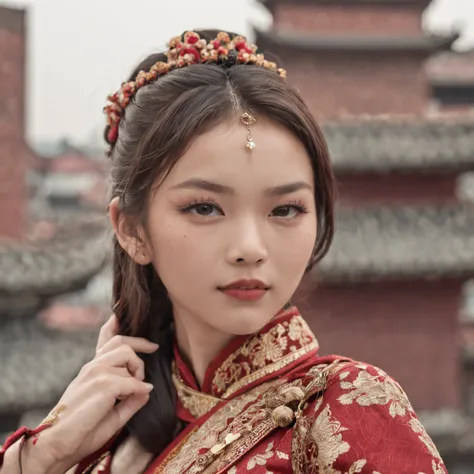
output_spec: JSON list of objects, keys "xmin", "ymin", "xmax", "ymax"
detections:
[{"xmin": 145, "ymin": 383, "xmax": 154, "ymax": 391}]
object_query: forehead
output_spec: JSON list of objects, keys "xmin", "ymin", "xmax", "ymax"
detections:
[{"xmin": 161, "ymin": 118, "xmax": 314, "ymax": 189}]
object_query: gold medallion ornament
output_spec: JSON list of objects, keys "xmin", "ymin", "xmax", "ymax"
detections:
[{"xmin": 241, "ymin": 113, "xmax": 257, "ymax": 151}]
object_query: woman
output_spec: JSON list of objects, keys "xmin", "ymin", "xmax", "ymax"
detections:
[{"xmin": 0, "ymin": 30, "xmax": 446, "ymax": 474}]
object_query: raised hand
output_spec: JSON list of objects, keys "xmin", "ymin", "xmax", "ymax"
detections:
[{"xmin": 25, "ymin": 315, "xmax": 158, "ymax": 474}]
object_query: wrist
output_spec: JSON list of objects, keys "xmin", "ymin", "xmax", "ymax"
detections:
[{"xmin": 21, "ymin": 434, "xmax": 71, "ymax": 474}]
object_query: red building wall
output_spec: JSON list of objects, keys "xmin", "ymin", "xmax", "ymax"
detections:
[
  {"xmin": 282, "ymin": 50, "xmax": 429, "ymax": 119},
  {"xmin": 336, "ymin": 172, "xmax": 458, "ymax": 206},
  {"xmin": 0, "ymin": 7, "xmax": 27, "ymax": 240},
  {"xmin": 296, "ymin": 279, "xmax": 463, "ymax": 411},
  {"xmin": 272, "ymin": 3, "xmax": 425, "ymax": 36}
]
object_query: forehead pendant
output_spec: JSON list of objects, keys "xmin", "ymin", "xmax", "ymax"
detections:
[{"xmin": 241, "ymin": 112, "xmax": 257, "ymax": 151}]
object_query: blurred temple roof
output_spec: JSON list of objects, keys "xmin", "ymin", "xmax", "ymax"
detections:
[
  {"xmin": 318, "ymin": 204, "xmax": 474, "ymax": 281},
  {"xmin": 322, "ymin": 118, "xmax": 474, "ymax": 173},
  {"xmin": 0, "ymin": 214, "xmax": 109, "ymax": 315},
  {"xmin": 254, "ymin": 28, "xmax": 458, "ymax": 53},
  {"xmin": 0, "ymin": 213, "xmax": 109, "ymax": 423},
  {"xmin": 427, "ymin": 50, "xmax": 474, "ymax": 86},
  {"xmin": 0, "ymin": 317, "xmax": 96, "ymax": 413},
  {"xmin": 257, "ymin": 0, "xmax": 436, "ymax": 10}
]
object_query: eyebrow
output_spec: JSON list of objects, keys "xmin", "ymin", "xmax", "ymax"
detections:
[
  {"xmin": 265, "ymin": 181, "xmax": 313, "ymax": 196},
  {"xmin": 170, "ymin": 178, "xmax": 312, "ymax": 195},
  {"xmin": 170, "ymin": 179, "xmax": 234, "ymax": 194}
]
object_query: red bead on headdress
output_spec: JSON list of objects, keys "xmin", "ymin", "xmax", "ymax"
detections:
[{"xmin": 104, "ymin": 31, "xmax": 287, "ymax": 152}]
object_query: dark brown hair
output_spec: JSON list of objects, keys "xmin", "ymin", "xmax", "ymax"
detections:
[{"xmin": 108, "ymin": 29, "xmax": 336, "ymax": 455}]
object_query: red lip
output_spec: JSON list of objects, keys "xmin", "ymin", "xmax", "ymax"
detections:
[
  {"xmin": 218, "ymin": 279, "xmax": 269, "ymax": 302},
  {"xmin": 220, "ymin": 279, "xmax": 268, "ymax": 290}
]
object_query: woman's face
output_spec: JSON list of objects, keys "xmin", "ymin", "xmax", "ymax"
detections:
[{"xmin": 144, "ymin": 117, "xmax": 317, "ymax": 336}]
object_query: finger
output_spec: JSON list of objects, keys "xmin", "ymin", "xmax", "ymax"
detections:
[
  {"xmin": 109, "ymin": 376, "xmax": 153, "ymax": 399},
  {"xmin": 96, "ymin": 314, "xmax": 119, "ymax": 352},
  {"xmin": 94, "ymin": 345, "xmax": 147, "ymax": 381},
  {"xmin": 60, "ymin": 380, "xmax": 151, "ymax": 435},
  {"xmin": 107, "ymin": 366, "xmax": 134, "ymax": 379},
  {"xmin": 97, "ymin": 335, "xmax": 159, "ymax": 357},
  {"xmin": 106, "ymin": 394, "xmax": 151, "ymax": 432}
]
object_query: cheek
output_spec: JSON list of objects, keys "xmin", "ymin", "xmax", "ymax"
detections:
[
  {"xmin": 150, "ymin": 221, "xmax": 215, "ymax": 286},
  {"xmin": 274, "ymin": 220, "xmax": 317, "ymax": 268}
]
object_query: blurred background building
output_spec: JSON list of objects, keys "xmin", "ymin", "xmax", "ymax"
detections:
[
  {"xmin": 0, "ymin": 2, "xmax": 110, "ymax": 447},
  {"xmin": 0, "ymin": 0, "xmax": 473, "ymax": 472}
]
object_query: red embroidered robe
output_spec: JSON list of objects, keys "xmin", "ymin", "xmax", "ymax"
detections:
[{"xmin": 2, "ymin": 307, "xmax": 447, "ymax": 474}]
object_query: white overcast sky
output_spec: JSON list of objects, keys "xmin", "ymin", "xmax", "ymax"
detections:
[{"xmin": 1, "ymin": 0, "xmax": 473, "ymax": 144}]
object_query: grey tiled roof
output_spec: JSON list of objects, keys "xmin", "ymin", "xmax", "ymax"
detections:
[
  {"xmin": 318, "ymin": 205, "xmax": 474, "ymax": 280},
  {"xmin": 0, "ymin": 318, "xmax": 96, "ymax": 413},
  {"xmin": 0, "ymin": 219, "xmax": 109, "ymax": 297},
  {"xmin": 427, "ymin": 50, "xmax": 474, "ymax": 86},
  {"xmin": 0, "ymin": 294, "xmax": 43, "ymax": 318},
  {"xmin": 322, "ymin": 119, "xmax": 474, "ymax": 172},
  {"xmin": 255, "ymin": 28, "xmax": 458, "ymax": 53},
  {"xmin": 258, "ymin": 0, "xmax": 433, "ymax": 8}
]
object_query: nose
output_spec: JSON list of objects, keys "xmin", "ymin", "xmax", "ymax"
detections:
[{"xmin": 226, "ymin": 218, "xmax": 268, "ymax": 266}]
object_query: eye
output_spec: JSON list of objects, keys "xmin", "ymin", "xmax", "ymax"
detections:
[
  {"xmin": 192, "ymin": 203, "xmax": 222, "ymax": 216},
  {"xmin": 179, "ymin": 200, "xmax": 225, "ymax": 217},
  {"xmin": 270, "ymin": 203, "xmax": 308, "ymax": 219}
]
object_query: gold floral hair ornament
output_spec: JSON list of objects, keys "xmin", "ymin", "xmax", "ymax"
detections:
[{"xmin": 104, "ymin": 31, "xmax": 287, "ymax": 152}]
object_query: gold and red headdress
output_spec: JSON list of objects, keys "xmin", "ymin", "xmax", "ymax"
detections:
[{"xmin": 104, "ymin": 31, "xmax": 287, "ymax": 150}]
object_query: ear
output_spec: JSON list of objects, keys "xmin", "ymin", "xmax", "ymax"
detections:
[{"xmin": 109, "ymin": 197, "xmax": 152, "ymax": 265}]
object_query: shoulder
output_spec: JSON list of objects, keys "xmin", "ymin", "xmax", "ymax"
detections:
[
  {"xmin": 304, "ymin": 358, "xmax": 425, "ymax": 437},
  {"xmin": 291, "ymin": 359, "xmax": 447, "ymax": 474},
  {"xmin": 298, "ymin": 357, "xmax": 414, "ymax": 415},
  {"xmin": 323, "ymin": 359, "xmax": 412, "ymax": 412}
]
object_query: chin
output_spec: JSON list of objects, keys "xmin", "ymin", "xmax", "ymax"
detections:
[{"xmin": 216, "ymin": 304, "xmax": 278, "ymax": 336}]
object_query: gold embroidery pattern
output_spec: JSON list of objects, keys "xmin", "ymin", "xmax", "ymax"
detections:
[
  {"xmin": 212, "ymin": 315, "xmax": 317, "ymax": 398},
  {"xmin": 155, "ymin": 382, "xmax": 274, "ymax": 474},
  {"xmin": 246, "ymin": 441, "xmax": 274, "ymax": 470},
  {"xmin": 154, "ymin": 427, "xmax": 199, "ymax": 474},
  {"xmin": 162, "ymin": 311, "xmax": 324, "ymax": 474},
  {"xmin": 206, "ymin": 415, "xmax": 274, "ymax": 472},
  {"xmin": 310, "ymin": 400, "xmax": 350, "ymax": 469},
  {"xmin": 205, "ymin": 364, "xmax": 331, "ymax": 474},
  {"xmin": 223, "ymin": 342, "xmax": 318, "ymax": 399},
  {"xmin": 159, "ymin": 357, "xmax": 336, "ymax": 474},
  {"xmin": 292, "ymin": 396, "xmax": 368, "ymax": 474},
  {"xmin": 292, "ymin": 407, "xmax": 315, "ymax": 474},
  {"xmin": 336, "ymin": 364, "xmax": 445, "ymax": 468},
  {"xmin": 200, "ymin": 385, "xmax": 287, "ymax": 474},
  {"xmin": 212, "ymin": 364, "xmax": 335, "ymax": 473},
  {"xmin": 409, "ymin": 418, "xmax": 443, "ymax": 462},
  {"xmin": 172, "ymin": 362, "xmax": 222, "ymax": 419},
  {"xmin": 337, "ymin": 365, "xmax": 414, "ymax": 418},
  {"xmin": 293, "ymin": 363, "xmax": 447, "ymax": 474},
  {"xmin": 158, "ymin": 368, "xmax": 329, "ymax": 474},
  {"xmin": 429, "ymin": 459, "xmax": 446, "ymax": 474}
]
